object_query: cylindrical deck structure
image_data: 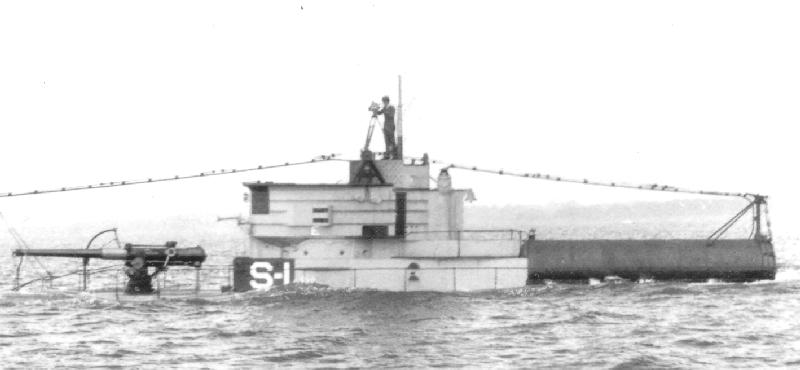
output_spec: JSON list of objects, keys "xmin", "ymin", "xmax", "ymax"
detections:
[{"xmin": 525, "ymin": 239, "xmax": 776, "ymax": 282}]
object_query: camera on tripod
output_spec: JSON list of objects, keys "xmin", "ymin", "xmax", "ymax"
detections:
[{"xmin": 368, "ymin": 101, "xmax": 381, "ymax": 114}]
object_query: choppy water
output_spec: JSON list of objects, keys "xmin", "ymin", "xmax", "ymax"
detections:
[{"xmin": 2, "ymin": 235, "xmax": 799, "ymax": 368}]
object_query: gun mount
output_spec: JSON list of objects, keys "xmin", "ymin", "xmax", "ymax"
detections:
[
  {"xmin": 13, "ymin": 242, "xmax": 207, "ymax": 267},
  {"xmin": 12, "ymin": 237, "xmax": 206, "ymax": 294}
]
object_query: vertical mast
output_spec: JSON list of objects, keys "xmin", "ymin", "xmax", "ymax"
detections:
[{"xmin": 397, "ymin": 75, "xmax": 403, "ymax": 159}]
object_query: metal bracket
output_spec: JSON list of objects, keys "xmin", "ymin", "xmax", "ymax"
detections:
[
  {"xmin": 707, "ymin": 194, "xmax": 769, "ymax": 246},
  {"xmin": 352, "ymin": 160, "xmax": 386, "ymax": 185}
]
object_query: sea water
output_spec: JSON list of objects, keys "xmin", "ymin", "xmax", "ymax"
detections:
[{"xmin": 1, "ymin": 233, "xmax": 798, "ymax": 368}]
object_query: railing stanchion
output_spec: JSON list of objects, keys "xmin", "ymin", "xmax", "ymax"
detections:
[{"xmin": 195, "ymin": 267, "xmax": 201, "ymax": 296}]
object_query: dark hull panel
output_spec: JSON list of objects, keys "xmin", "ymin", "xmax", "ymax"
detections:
[{"xmin": 526, "ymin": 239, "xmax": 776, "ymax": 283}]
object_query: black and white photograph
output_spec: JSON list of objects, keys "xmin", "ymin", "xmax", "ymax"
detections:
[{"xmin": 1, "ymin": 1, "xmax": 798, "ymax": 368}]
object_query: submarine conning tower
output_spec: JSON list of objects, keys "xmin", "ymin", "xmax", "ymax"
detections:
[
  {"xmin": 243, "ymin": 157, "xmax": 471, "ymax": 240},
  {"xmin": 239, "ymin": 155, "xmax": 529, "ymax": 292}
]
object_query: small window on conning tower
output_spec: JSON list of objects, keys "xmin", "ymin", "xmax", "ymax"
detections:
[{"xmin": 251, "ymin": 188, "xmax": 270, "ymax": 214}]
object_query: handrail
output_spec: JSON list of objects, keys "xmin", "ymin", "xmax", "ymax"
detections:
[{"xmin": 406, "ymin": 229, "xmax": 527, "ymax": 240}]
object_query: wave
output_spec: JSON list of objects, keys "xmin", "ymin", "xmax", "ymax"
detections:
[{"xmin": 610, "ymin": 355, "xmax": 682, "ymax": 370}]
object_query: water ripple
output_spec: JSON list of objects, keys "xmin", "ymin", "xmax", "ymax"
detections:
[{"xmin": 2, "ymin": 256, "xmax": 799, "ymax": 367}]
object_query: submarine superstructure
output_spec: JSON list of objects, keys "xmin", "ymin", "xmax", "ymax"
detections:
[
  {"xmin": 6, "ymin": 78, "xmax": 777, "ymax": 295},
  {"xmin": 230, "ymin": 153, "xmax": 775, "ymax": 292},
  {"xmin": 8, "ymin": 152, "xmax": 777, "ymax": 294},
  {"xmin": 235, "ymin": 156, "xmax": 529, "ymax": 291}
]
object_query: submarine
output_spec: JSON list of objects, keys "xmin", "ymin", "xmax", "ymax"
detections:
[{"xmin": 6, "ymin": 78, "xmax": 776, "ymax": 296}]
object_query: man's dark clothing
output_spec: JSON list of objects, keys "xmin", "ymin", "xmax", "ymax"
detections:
[
  {"xmin": 125, "ymin": 266, "xmax": 156, "ymax": 294},
  {"xmin": 376, "ymin": 104, "xmax": 396, "ymax": 158},
  {"xmin": 378, "ymin": 105, "xmax": 395, "ymax": 131}
]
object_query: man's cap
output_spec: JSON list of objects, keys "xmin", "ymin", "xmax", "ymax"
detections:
[{"xmin": 382, "ymin": 95, "xmax": 390, "ymax": 102}]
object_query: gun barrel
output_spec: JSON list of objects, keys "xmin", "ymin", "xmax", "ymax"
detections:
[
  {"xmin": 12, "ymin": 248, "xmax": 122, "ymax": 259},
  {"xmin": 12, "ymin": 246, "xmax": 206, "ymax": 266}
]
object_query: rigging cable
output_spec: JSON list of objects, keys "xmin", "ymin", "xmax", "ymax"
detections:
[
  {"xmin": 0, "ymin": 154, "xmax": 341, "ymax": 199},
  {"xmin": 430, "ymin": 159, "xmax": 761, "ymax": 199},
  {"xmin": 2, "ymin": 153, "xmax": 340, "ymax": 290},
  {"xmin": 424, "ymin": 157, "xmax": 770, "ymax": 241}
]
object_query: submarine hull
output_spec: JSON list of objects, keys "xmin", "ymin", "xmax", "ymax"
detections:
[{"xmin": 526, "ymin": 239, "xmax": 776, "ymax": 282}]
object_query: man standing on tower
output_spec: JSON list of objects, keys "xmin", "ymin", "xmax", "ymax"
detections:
[{"xmin": 373, "ymin": 95, "xmax": 396, "ymax": 159}]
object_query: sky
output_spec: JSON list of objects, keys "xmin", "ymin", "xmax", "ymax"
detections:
[{"xmin": 1, "ymin": 1, "xmax": 799, "ymax": 239}]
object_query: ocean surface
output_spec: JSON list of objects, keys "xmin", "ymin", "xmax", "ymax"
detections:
[{"xmin": 1, "ymin": 226, "xmax": 799, "ymax": 368}]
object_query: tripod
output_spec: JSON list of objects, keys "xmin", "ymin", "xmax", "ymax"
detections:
[
  {"xmin": 363, "ymin": 115, "xmax": 381, "ymax": 155},
  {"xmin": 363, "ymin": 112, "xmax": 396, "ymax": 160}
]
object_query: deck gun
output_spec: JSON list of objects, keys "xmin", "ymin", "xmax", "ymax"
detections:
[{"xmin": 12, "ymin": 242, "xmax": 206, "ymax": 294}]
